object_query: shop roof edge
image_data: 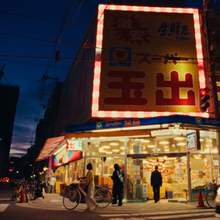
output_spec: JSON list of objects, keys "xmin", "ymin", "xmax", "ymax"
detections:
[{"xmin": 64, "ymin": 115, "xmax": 219, "ymax": 134}]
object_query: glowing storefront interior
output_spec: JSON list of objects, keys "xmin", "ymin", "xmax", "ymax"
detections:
[{"xmin": 52, "ymin": 116, "xmax": 220, "ymax": 202}]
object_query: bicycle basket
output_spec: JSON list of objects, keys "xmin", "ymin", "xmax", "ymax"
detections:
[{"xmin": 69, "ymin": 183, "xmax": 78, "ymax": 189}]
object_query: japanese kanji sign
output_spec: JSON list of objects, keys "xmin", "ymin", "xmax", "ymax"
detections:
[
  {"xmin": 92, "ymin": 5, "xmax": 207, "ymax": 118},
  {"xmin": 186, "ymin": 132, "xmax": 197, "ymax": 151},
  {"xmin": 66, "ymin": 140, "xmax": 82, "ymax": 151}
]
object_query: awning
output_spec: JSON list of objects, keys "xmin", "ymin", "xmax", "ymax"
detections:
[{"xmin": 36, "ymin": 136, "xmax": 65, "ymax": 161}]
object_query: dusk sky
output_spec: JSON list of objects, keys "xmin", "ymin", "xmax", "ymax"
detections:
[{"xmin": 0, "ymin": 0, "xmax": 218, "ymax": 158}]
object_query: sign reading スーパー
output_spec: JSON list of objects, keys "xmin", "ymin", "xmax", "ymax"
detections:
[{"xmin": 92, "ymin": 5, "xmax": 207, "ymax": 118}]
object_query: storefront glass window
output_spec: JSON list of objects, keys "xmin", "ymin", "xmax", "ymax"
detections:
[
  {"xmin": 127, "ymin": 137, "xmax": 187, "ymax": 155},
  {"xmin": 197, "ymin": 131, "xmax": 217, "ymax": 153},
  {"xmin": 55, "ymin": 158, "xmax": 84, "ymax": 184},
  {"xmin": 87, "ymin": 139, "xmax": 125, "ymax": 156},
  {"xmin": 127, "ymin": 155, "xmax": 187, "ymax": 201},
  {"xmin": 86, "ymin": 156, "xmax": 124, "ymax": 191},
  {"xmin": 190, "ymin": 153, "xmax": 219, "ymax": 189}
]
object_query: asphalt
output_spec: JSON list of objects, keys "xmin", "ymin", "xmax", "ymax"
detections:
[{"xmin": 15, "ymin": 193, "xmax": 216, "ymax": 214}]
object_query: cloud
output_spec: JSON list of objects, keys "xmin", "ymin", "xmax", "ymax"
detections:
[{"xmin": 10, "ymin": 147, "xmax": 28, "ymax": 158}]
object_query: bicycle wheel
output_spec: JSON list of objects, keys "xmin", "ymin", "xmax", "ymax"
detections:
[
  {"xmin": 206, "ymin": 190, "xmax": 216, "ymax": 208},
  {"xmin": 63, "ymin": 189, "xmax": 81, "ymax": 210},
  {"xmin": 94, "ymin": 187, "xmax": 112, "ymax": 208}
]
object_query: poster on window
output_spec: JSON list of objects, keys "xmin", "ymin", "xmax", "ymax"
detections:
[
  {"xmin": 104, "ymin": 166, "xmax": 109, "ymax": 175},
  {"xmin": 133, "ymin": 165, "xmax": 140, "ymax": 179}
]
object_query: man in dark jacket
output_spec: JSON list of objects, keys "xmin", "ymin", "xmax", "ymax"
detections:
[
  {"xmin": 111, "ymin": 164, "xmax": 124, "ymax": 206},
  {"xmin": 151, "ymin": 166, "xmax": 162, "ymax": 203}
]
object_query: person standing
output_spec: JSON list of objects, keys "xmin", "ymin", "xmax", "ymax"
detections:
[
  {"xmin": 111, "ymin": 164, "xmax": 124, "ymax": 206},
  {"xmin": 85, "ymin": 163, "xmax": 99, "ymax": 211},
  {"xmin": 49, "ymin": 173, "xmax": 56, "ymax": 193},
  {"xmin": 151, "ymin": 166, "xmax": 162, "ymax": 203}
]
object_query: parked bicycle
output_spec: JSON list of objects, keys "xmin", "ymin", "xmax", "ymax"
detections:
[
  {"xmin": 63, "ymin": 179, "xmax": 112, "ymax": 210},
  {"xmin": 25, "ymin": 180, "xmax": 37, "ymax": 201},
  {"xmin": 11, "ymin": 179, "xmax": 37, "ymax": 202},
  {"xmin": 11, "ymin": 181, "xmax": 22, "ymax": 201},
  {"xmin": 206, "ymin": 179, "xmax": 219, "ymax": 208}
]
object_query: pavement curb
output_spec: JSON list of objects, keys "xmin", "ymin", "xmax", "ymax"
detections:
[{"xmin": 14, "ymin": 193, "xmax": 216, "ymax": 213}]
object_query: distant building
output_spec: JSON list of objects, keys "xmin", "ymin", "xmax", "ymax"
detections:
[
  {"xmin": 32, "ymin": 82, "xmax": 63, "ymax": 170},
  {"xmin": 0, "ymin": 83, "xmax": 19, "ymax": 177}
]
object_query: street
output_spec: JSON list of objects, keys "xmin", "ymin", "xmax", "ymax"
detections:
[{"xmin": 0, "ymin": 182, "xmax": 219, "ymax": 220}]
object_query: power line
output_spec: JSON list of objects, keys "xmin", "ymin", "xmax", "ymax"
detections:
[
  {"xmin": 56, "ymin": 0, "xmax": 80, "ymax": 49},
  {"xmin": 0, "ymin": 32, "xmax": 81, "ymax": 46},
  {"xmin": 0, "ymin": 58, "xmax": 70, "ymax": 69},
  {"xmin": 0, "ymin": 53, "xmax": 206, "ymax": 63},
  {"xmin": 0, "ymin": 10, "xmax": 89, "ymax": 27}
]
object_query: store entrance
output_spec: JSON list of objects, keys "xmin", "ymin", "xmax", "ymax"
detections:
[
  {"xmin": 127, "ymin": 153, "xmax": 188, "ymax": 201},
  {"xmin": 86, "ymin": 156, "xmax": 125, "ymax": 191}
]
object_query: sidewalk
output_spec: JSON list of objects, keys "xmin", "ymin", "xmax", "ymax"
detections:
[{"xmin": 16, "ymin": 193, "xmax": 215, "ymax": 213}]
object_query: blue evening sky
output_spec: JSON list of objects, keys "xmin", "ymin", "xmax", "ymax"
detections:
[{"xmin": 0, "ymin": 0, "xmax": 219, "ymax": 157}]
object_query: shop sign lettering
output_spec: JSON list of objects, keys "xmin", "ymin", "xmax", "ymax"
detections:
[
  {"xmin": 186, "ymin": 132, "xmax": 197, "ymax": 151},
  {"xmin": 96, "ymin": 7, "xmax": 201, "ymax": 114},
  {"xmin": 157, "ymin": 21, "xmax": 190, "ymax": 40},
  {"xmin": 96, "ymin": 119, "xmax": 140, "ymax": 129},
  {"xmin": 67, "ymin": 140, "xmax": 82, "ymax": 151}
]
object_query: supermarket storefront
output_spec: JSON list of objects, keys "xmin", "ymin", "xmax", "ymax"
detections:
[{"xmin": 52, "ymin": 115, "xmax": 220, "ymax": 202}]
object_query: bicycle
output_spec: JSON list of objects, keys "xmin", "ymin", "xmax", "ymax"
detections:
[
  {"xmin": 12, "ymin": 179, "xmax": 37, "ymax": 202},
  {"xmin": 63, "ymin": 179, "xmax": 112, "ymax": 210},
  {"xmin": 206, "ymin": 179, "xmax": 219, "ymax": 208},
  {"xmin": 11, "ymin": 181, "xmax": 22, "ymax": 201},
  {"xmin": 25, "ymin": 180, "xmax": 37, "ymax": 201}
]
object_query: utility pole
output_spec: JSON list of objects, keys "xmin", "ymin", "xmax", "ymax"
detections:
[{"xmin": 203, "ymin": 0, "xmax": 219, "ymax": 118}]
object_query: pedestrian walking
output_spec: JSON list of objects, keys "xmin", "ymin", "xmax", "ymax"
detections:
[
  {"xmin": 150, "ymin": 166, "xmax": 162, "ymax": 203},
  {"xmin": 111, "ymin": 163, "xmax": 124, "ymax": 206},
  {"xmin": 85, "ymin": 163, "xmax": 99, "ymax": 211}
]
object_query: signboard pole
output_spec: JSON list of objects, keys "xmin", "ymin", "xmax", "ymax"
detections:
[
  {"xmin": 187, "ymin": 151, "xmax": 192, "ymax": 202},
  {"xmin": 203, "ymin": 0, "xmax": 219, "ymax": 117}
]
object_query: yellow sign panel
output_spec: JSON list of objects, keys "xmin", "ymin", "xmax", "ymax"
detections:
[{"xmin": 92, "ymin": 5, "xmax": 206, "ymax": 118}]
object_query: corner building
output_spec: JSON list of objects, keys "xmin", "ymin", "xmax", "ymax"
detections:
[{"xmin": 37, "ymin": 1, "xmax": 220, "ymax": 202}]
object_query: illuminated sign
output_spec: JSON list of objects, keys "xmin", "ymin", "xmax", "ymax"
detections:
[
  {"xmin": 53, "ymin": 149, "xmax": 82, "ymax": 168},
  {"xmin": 67, "ymin": 140, "xmax": 82, "ymax": 151},
  {"xmin": 92, "ymin": 4, "xmax": 208, "ymax": 119},
  {"xmin": 187, "ymin": 131, "xmax": 199, "ymax": 151}
]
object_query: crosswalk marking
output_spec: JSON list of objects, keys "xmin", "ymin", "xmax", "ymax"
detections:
[
  {"xmin": 146, "ymin": 212, "xmax": 215, "ymax": 219},
  {"xmin": 100, "ymin": 210, "xmax": 214, "ymax": 218},
  {"xmin": 0, "ymin": 204, "xmax": 9, "ymax": 212},
  {"xmin": 100, "ymin": 210, "xmax": 216, "ymax": 220}
]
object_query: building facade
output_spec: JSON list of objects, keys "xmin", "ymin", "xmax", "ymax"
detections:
[
  {"xmin": 36, "ymin": 1, "xmax": 220, "ymax": 202},
  {"xmin": 0, "ymin": 83, "xmax": 19, "ymax": 177}
]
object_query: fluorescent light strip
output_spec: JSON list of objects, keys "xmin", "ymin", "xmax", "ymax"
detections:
[
  {"xmin": 53, "ymin": 144, "xmax": 67, "ymax": 155},
  {"xmin": 91, "ymin": 128, "xmax": 122, "ymax": 132},
  {"xmin": 122, "ymin": 124, "xmax": 161, "ymax": 130},
  {"xmin": 91, "ymin": 124, "xmax": 161, "ymax": 132}
]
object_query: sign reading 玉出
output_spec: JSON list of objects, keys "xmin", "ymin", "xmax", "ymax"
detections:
[{"xmin": 92, "ymin": 5, "xmax": 207, "ymax": 118}]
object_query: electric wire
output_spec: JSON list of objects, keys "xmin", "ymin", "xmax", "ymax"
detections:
[
  {"xmin": 30, "ymin": 0, "xmax": 83, "ymax": 145},
  {"xmin": 0, "ymin": 53, "xmax": 211, "ymax": 63},
  {"xmin": 56, "ymin": 0, "xmax": 79, "ymax": 50},
  {"xmin": 0, "ymin": 32, "xmax": 81, "ymax": 46},
  {"xmin": 0, "ymin": 10, "xmax": 89, "ymax": 27}
]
